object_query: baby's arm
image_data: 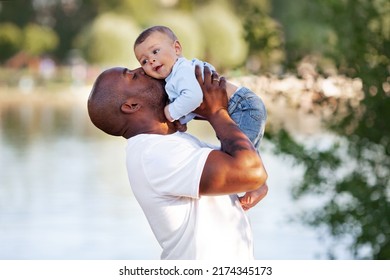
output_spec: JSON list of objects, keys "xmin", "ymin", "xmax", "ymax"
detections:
[
  {"xmin": 164, "ymin": 105, "xmax": 187, "ymax": 131},
  {"xmin": 165, "ymin": 64, "xmax": 203, "ymax": 122}
]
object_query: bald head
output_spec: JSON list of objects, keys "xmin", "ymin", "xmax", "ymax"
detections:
[{"xmin": 88, "ymin": 67, "xmax": 168, "ymax": 138}]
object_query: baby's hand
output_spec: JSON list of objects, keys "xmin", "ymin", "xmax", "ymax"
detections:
[{"xmin": 173, "ymin": 120, "xmax": 187, "ymax": 132}]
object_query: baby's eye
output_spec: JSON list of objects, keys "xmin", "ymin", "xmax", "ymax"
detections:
[
  {"xmin": 141, "ymin": 59, "xmax": 148, "ymax": 65},
  {"xmin": 153, "ymin": 49, "xmax": 160, "ymax": 55}
]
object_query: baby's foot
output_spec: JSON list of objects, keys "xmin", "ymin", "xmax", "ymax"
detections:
[{"xmin": 239, "ymin": 183, "xmax": 268, "ymax": 211}]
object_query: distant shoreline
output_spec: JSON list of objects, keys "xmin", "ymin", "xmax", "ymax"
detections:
[{"xmin": 0, "ymin": 74, "xmax": 364, "ymax": 135}]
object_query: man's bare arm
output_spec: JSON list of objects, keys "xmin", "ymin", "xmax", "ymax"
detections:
[{"xmin": 194, "ymin": 66, "xmax": 268, "ymax": 195}]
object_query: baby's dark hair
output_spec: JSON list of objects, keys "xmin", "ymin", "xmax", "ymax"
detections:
[{"xmin": 134, "ymin": 25, "xmax": 178, "ymax": 49}]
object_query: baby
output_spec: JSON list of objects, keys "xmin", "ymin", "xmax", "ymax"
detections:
[{"xmin": 134, "ymin": 25, "xmax": 268, "ymax": 210}]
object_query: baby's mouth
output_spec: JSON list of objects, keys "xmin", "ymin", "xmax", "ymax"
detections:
[{"xmin": 154, "ymin": 65, "xmax": 162, "ymax": 72}]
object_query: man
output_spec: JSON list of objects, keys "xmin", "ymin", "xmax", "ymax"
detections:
[{"xmin": 88, "ymin": 66, "xmax": 268, "ymax": 259}]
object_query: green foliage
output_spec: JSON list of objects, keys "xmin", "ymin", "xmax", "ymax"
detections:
[
  {"xmin": 23, "ymin": 24, "xmax": 59, "ymax": 56},
  {"xmin": 230, "ymin": 0, "xmax": 285, "ymax": 73},
  {"xmin": 145, "ymin": 11, "xmax": 205, "ymax": 59},
  {"xmin": 0, "ymin": 23, "xmax": 22, "ymax": 62},
  {"xmin": 272, "ymin": 0, "xmax": 339, "ymax": 70},
  {"xmin": 269, "ymin": 0, "xmax": 390, "ymax": 259},
  {"xmin": 114, "ymin": 0, "xmax": 160, "ymax": 24},
  {"xmin": 51, "ymin": 0, "xmax": 100, "ymax": 60},
  {"xmin": 269, "ymin": 130, "xmax": 341, "ymax": 198},
  {"xmin": 0, "ymin": 21, "xmax": 59, "ymax": 61},
  {"xmin": 176, "ymin": 0, "xmax": 211, "ymax": 11},
  {"xmin": 194, "ymin": 2, "xmax": 248, "ymax": 70},
  {"xmin": 0, "ymin": 0, "xmax": 35, "ymax": 26},
  {"xmin": 75, "ymin": 13, "xmax": 141, "ymax": 67}
]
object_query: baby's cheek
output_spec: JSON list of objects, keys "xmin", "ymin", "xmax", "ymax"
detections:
[{"xmin": 146, "ymin": 69, "xmax": 158, "ymax": 78}]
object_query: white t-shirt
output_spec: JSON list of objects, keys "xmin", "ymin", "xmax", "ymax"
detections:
[{"xmin": 126, "ymin": 132, "xmax": 254, "ymax": 260}]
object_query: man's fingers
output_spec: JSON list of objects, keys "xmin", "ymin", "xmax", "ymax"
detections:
[
  {"xmin": 202, "ymin": 66, "xmax": 212, "ymax": 85},
  {"xmin": 195, "ymin": 65, "xmax": 222, "ymax": 87},
  {"xmin": 195, "ymin": 65, "xmax": 203, "ymax": 85},
  {"xmin": 219, "ymin": 76, "xmax": 226, "ymax": 87},
  {"xmin": 211, "ymin": 71, "xmax": 219, "ymax": 83}
]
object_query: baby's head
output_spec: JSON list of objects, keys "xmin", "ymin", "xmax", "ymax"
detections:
[{"xmin": 134, "ymin": 26, "xmax": 182, "ymax": 80}]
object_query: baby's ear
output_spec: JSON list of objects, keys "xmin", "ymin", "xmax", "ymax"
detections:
[
  {"xmin": 121, "ymin": 101, "xmax": 140, "ymax": 114},
  {"xmin": 174, "ymin": 40, "xmax": 182, "ymax": 55}
]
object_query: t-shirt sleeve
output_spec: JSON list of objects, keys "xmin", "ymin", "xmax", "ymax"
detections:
[{"xmin": 142, "ymin": 137, "xmax": 212, "ymax": 199}]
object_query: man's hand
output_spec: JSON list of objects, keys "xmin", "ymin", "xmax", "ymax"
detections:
[{"xmin": 193, "ymin": 66, "xmax": 228, "ymax": 120}]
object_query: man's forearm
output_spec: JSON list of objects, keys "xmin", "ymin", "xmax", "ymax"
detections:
[
  {"xmin": 208, "ymin": 108, "xmax": 257, "ymax": 156},
  {"xmin": 199, "ymin": 107, "xmax": 267, "ymax": 195}
]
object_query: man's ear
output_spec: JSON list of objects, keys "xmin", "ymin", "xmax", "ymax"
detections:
[{"xmin": 121, "ymin": 101, "xmax": 140, "ymax": 114}]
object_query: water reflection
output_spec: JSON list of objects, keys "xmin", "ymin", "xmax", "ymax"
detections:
[{"xmin": 0, "ymin": 90, "xmax": 351, "ymax": 259}]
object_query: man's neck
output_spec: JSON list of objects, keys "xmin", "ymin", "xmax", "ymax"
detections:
[{"xmin": 124, "ymin": 122, "xmax": 177, "ymax": 139}]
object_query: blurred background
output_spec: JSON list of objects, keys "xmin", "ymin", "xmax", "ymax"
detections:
[{"xmin": 0, "ymin": 0, "xmax": 389, "ymax": 260}]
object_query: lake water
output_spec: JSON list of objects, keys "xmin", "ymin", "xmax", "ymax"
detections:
[{"xmin": 0, "ymin": 87, "xmax": 352, "ymax": 259}]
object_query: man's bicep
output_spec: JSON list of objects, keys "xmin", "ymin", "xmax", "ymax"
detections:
[
  {"xmin": 199, "ymin": 150, "xmax": 267, "ymax": 195},
  {"xmin": 199, "ymin": 150, "xmax": 252, "ymax": 195}
]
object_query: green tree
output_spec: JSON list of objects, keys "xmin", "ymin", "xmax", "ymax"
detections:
[
  {"xmin": 146, "ymin": 11, "xmax": 206, "ymax": 60},
  {"xmin": 113, "ymin": 0, "xmax": 161, "ymax": 25},
  {"xmin": 194, "ymin": 1, "xmax": 248, "ymax": 70},
  {"xmin": 51, "ymin": 0, "xmax": 101, "ymax": 60},
  {"xmin": 230, "ymin": 0, "xmax": 285, "ymax": 73},
  {"xmin": 0, "ymin": 0, "xmax": 35, "ymax": 26},
  {"xmin": 0, "ymin": 23, "xmax": 22, "ymax": 62},
  {"xmin": 75, "ymin": 13, "xmax": 140, "ymax": 67},
  {"xmin": 320, "ymin": 0, "xmax": 390, "ymax": 259},
  {"xmin": 23, "ymin": 23, "xmax": 59, "ymax": 57},
  {"xmin": 270, "ymin": 0, "xmax": 390, "ymax": 259}
]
